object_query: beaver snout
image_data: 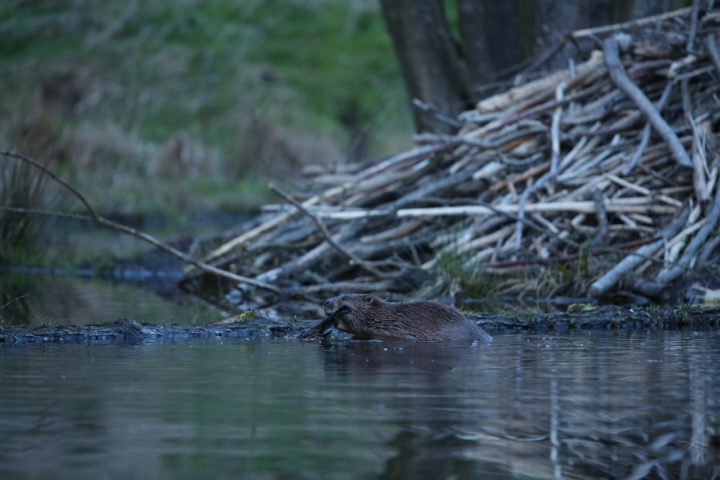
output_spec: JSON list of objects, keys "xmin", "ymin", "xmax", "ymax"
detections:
[
  {"xmin": 324, "ymin": 298, "xmax": 350, "ymax": 317},
  {"xmin": 323, "ymin": 298, "xmax": 337, "ymax": 316}
]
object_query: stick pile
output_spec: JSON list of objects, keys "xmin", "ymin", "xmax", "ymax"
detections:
[{"xmin": 188, "ymin": 6, "xmax": 720, "ymax": 306}]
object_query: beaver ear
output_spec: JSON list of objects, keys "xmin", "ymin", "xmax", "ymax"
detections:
[{"xmin": 364, "ymin": 295, "xmax": 374, "ymax": 304}]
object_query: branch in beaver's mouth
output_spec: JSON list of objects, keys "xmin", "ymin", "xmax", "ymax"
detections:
[
  {"xmin": 299, "ymin": 315, "xmax": 338, "ymax": 339},
  {"xmin": 335, "ymin": 305, "xmax": 351, "ymax": 317}
]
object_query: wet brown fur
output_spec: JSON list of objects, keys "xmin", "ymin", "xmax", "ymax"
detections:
[{"xmin": 323, "ymin": 294, "xmax": 492, "ymax": 342}]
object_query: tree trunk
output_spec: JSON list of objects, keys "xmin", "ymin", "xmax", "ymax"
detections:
[
  {"xmin": 381, "ymin": 0, "xmax": 689, "ymax": 134},
  {"xmin": 458, "ymin": 0, "xmax": 525, "ymax": 91},
  {"xmin": 379, "ymin": 0, "xmax": 471, "ymax": 133}
]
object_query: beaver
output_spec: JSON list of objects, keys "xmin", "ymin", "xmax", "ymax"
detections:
[{"xmin": 308, "ymin": 294, "xmax": 491, "ymax": 342}]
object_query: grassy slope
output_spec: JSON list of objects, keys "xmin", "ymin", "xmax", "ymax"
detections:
[{"xmin": 0, "ymin": 0, "xmax": 412, "ymax": 215}]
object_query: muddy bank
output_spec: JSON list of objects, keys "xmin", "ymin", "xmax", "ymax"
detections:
[
  {"xmin": 2, "ymin": 306, "xmax": 719, "ymax": 345},
  {"xmin": 467, "ymin": 305, "xmax": 720, "ymax": 332},
  {"xmin": 0, "ymin": 318, "xmax": 284, "ymax": 345}
]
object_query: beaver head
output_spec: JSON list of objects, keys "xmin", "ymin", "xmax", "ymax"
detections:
[
  {"xmin": 324, "ymin": 294, "xmax": 390, "ymax": 339},
  {"xmin": 323, "ymin": 294, "xmax": 491, "ymax": 342}
]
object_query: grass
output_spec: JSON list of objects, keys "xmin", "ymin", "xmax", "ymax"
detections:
[
  {"xmin": 0, "ymin": 0, "xmax": 412, "ymax": 218},
  {"xmin": 0, "ymin": 154, "xmax": 56, "ymax": 259}
]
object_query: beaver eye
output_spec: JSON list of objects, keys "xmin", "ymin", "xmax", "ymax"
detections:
[{"xmin": 364, "ymin": 296, "xmax": 374, "ymax": 304}]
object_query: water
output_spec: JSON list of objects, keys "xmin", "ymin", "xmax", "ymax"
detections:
[
  {"xmin": 1, "ymin": 331, "xmax": 719, "ymax": 479},
  {"xmin": 0, "ymin": 274, "xmax": 219, "ymax": 326}
]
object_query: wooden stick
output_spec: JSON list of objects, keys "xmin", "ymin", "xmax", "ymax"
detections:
[
  {"xmin": 288, "ymin": 280, "xmax": 396, "ymax": 296},
  {"xmin": 1, "ymin": 151, "xmax": 100, "ymax": 220},
  {"xmin": 603, "ymin": 36, "xmax": 692, "ymax": 168},
  {"xmin": 476, "ymin": 50, "xmax": 604, "ymax": 113},
  {"xmin": 0, "ymin": 206, "xmax": 280, "ymax": 293},
  {"xmin": 0, "ymin": 151, "xmax": 280, "ymax": 293},
  {"xmin": 622, "ymin": 81, "xmax": 673, "ymax": 175},
  {"xmin": 691, "ymin": 120, "xmax": 711, "ymax": 203},
  {"xmin": 269, "ymin": 183, "xmax": 384, "ymax": 278},
  {"xmin": 397, "ymin": 201, "xmax": 678, "ymax": 217},
  {"xmin": 685, "ymin": 0, "xmax": 700, "ymax": 52},
  {"xmin": 588, "ymin": 207, "xmax": 689, "ymax": 297},
  {"xmin": 200, "ymin": 143, "xmax": 450, "ymax": 264},
  {"xmin": 706, "ymin": 33, "xmax": 720, "ymax": 76},
  {"xmin": 491, "ymin": 161, "xmax": 550, "ymax": 193},
  {"xmin": 571, "ymin": 7, "xmax": 692, "ymax": 39},
  {"xmin": 550, "ymin": 81, "xmax": 566, "ymax": 176},
  {"xmin": 487, "ymin": 236, "xmax": 661, "ymax": 268},
  {"xmin": 360, "ymin": 219, "xmax": 423, "ymax": 243},
  {"xmin": 653, "ymin": 184, "xmax": 720, "ymax": 288}
]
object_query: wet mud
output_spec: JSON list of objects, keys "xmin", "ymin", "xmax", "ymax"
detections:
[{"xmin": 2, "ymin": 305, "xmax": 718, "ymax": 345}]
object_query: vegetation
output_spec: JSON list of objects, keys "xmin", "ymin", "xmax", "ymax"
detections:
[
  {"xmin": 0, "ymin": 0, "xmax": 412, "ymax": 218},
  {"xmin": 0, "ymin": 158, "xmax": 54, "ymax": 258}
]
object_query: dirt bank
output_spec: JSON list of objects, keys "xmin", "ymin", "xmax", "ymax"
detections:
[{"xmin": 2, "ymin": 306, "xmax": 718, "ymax": 345}]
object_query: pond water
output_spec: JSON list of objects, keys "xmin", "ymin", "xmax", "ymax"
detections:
[
  {"xmin": 0, "ymin": 273, "xmax": 220, "ymax": 326},
  {"xmin": 1, "ymin": 330, "xmax": 718, "ymax": 479}
]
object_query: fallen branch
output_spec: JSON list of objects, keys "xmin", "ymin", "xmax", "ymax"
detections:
[
  {"xmin": 1, "ymin": 151, "xmax": 100, "ymax": 219},
  {"xmin": 622, "ymin": 81, "xmax": 673, "ymax": 175},
  {"xmin": 269, "ymin": 182, "xmax": 384, "ymax": 278},
  {"xmin": 602, "ymin": 36, "xmax": 692, "ymax": 168},
  {"xmin": 706, "ymin": 33, "xmax": 720, "ymax": 76},
  {"xmin": 0, "ymin": 293, "xmax": 29, "ymax": 311},
  {"xmin": 397, "ymin": 201, "xmax": 678, "ymax": 217},
  {"xmin": 198, "ymin": 143, "xmax": 451, "ymax": 266},
  {"xmin": 0, "ymin": 151, "xmax": 280, "ymax": 294},
  {"xmin": 589, "ymin": 207, "xmax": 689, "ymax": 297}
]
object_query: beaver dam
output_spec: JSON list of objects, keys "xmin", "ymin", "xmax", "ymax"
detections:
[{"xmin": 178, "ymin": 6, "xmax": 720, "ymax": 313}]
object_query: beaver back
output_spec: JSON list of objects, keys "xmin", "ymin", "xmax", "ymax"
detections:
[{"xmin": 323, "ymin": 294, "xmax": 491, "ymax": 342}]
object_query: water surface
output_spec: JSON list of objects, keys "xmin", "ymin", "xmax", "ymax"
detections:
[
  {"xmin": 1, "ymin": 331, "xmax": 718, "ymax": 479},
  {"xmin": 0, "ymin": 273, "xmax": 218, "ymax": 326}
]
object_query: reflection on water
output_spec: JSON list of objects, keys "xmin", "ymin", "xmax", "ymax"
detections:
[
  {"xmin": 0, "ymin": 273, "xmax": 219, "ymax": 326},
  {"xmin": 1, "ymin": 331, "xmax": 719, "ymax": 479}
]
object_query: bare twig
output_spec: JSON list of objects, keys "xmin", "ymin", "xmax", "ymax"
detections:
[
  {"xmin": 589, "ymin": 207, "xmax": 689, "ymax": 297},
  {"xmin": 1, "ymin": 151, "xmax": 100, "ymax": 219},
  {"xmin": 472, "ymin": 199, "xmax": 581, "ymax": 249},
  {"xmin": 623, "ymin": 81, "xmax": 673, "ymax": 175},
  {"xmin": 397, "ymin": 201, "xmax": 678, "ymax": 217},
  {"xmin": 199, "ymin": 143, "xmax": 450, "ymax": 265},
  {"xmin": 602, "ymin": 36, "xmax": 692, "ymax": 168},
  {"xmin": 0, "ymin": 294, "xmax": 29, "ymax": 311},
  {"xmin": 706, "ymin": 33, "xmax": 720, "ymax": 76},
  {"xmin": 571, "ymin": 7, "xmax": 692, "ymax": 39},
  {"xmin": 412, "ymin": 99, "xmax": 464, "ymax": 128},
  {"xmin": 686, "ymin": 0, "xmax": 700, "ymax": 52},
  {"xmin": 269, "ymin": 183, "xmax": 384, "ymax": 278},
  {"xmin": 0, "ymin": 152, "xmax": 280, "ymax": 294},
  {"xmin": 591, "ymin": 189, "xmax": 609, "ymax": 245},
  {"xmin": 1, "ymin": 206, "xmax": 280, "ymax": 293},
  {"xmin": 487, "ymin": 237, "xmax": 660, "ymax": 268},
  {"xmin": 550, "ymin": 81, "xmax": 566, "ymax": 176},
  {"xmin": 652, "ymin": 184, "xmax": 720, "ymax": 289}
]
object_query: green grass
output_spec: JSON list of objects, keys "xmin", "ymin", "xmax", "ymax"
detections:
[{"xmin": 0, "ymin": 0, "xmax": 412, "ymax": 218}]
